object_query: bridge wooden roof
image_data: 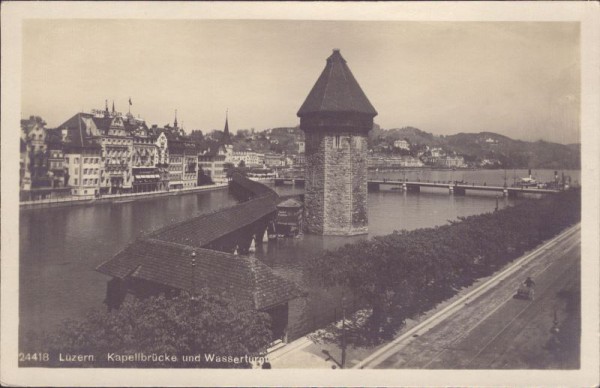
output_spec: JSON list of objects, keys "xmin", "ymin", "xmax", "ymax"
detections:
[
  {"xmin": 149, "ymin": 195, "xmax": 277, "ymax": 248},
  {"xmin": 96, "ymin": 239, "xmax": 305, "ymax": 311},
  {"xmin": 230, "ymin": 172, "xmax": 279, "ymax": 199}
]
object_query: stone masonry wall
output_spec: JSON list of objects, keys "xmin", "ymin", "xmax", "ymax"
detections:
[
  {"xmin": 304, "ymin": 130, "xmax": 369, "ymax": 235},
  {"xmin": 304, "ymin": 131, "xmax": 325, "ymax": 234},
  {"xmin": 351, "ymin": 135, "xmax": 368, "ymax": 231},
  {"xmin": 323, "ymin": 134, "xmax": 351, "ymax": 234},
  {"xmin": 323, "ymin": 133, "xmax": 368, "ymax": 235}
]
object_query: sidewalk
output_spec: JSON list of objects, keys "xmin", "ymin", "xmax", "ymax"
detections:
[
  {"xmin": 269, "ymin": 224, "xmax": 580, "ymax": 369},
  {"xmin": 270, "ymin": 280, "xmax": 493, "ymax": 369}
]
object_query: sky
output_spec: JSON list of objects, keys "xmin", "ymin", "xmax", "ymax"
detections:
[{"xmin": 22, "ymin": 20, "xmax": 580, "ymax": 144}]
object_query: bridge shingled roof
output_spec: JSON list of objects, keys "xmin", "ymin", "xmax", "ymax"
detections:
[
  {"xmin": 96, "ymin": 239, "xmax": 305, "ymax": 311},
  {"xmin": 96, "ymin": 174, "xmax": 305, "ymax": 310},
  {"xmin": 229, "ymin": 172, "xmax": 278, "ymax": 197},
  {"xmin": 149, "ymin": 195, "xmax": 277, "ymax": 248},
  {"xmin": 297, "ymin": 49, "xmax": 378, "ymax": 118}
]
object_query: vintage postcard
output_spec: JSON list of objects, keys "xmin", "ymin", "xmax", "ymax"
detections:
[{"xmin": 1, "ymin": 1, "xmax": 599, "ymax": 387}]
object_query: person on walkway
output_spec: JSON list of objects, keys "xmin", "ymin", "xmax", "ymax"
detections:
[{"xmin": 525, "ymin": 276, "xmax": 536, "ymax": 288}]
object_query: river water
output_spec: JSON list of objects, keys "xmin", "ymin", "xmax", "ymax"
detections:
[{"xmin": 19, "ymin": 169, "xmax": 580, "ymax": 342}]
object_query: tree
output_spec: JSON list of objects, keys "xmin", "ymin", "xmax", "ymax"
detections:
[
  {"xmin": 238, "ymin": 160, "xmax": 246, "ymax": 168},
  {"xmin": 235, "ymin": 129, "xmax": 251, "ymax": 139},
  {"xmin": 224, "ymin": 162, "xmax": 235, "ymax": 178},
  {"xmin": 197, "ymin": 167, "xmax": 213, "ymax": 186},
  {"xmin": 30, "ymin": 291, "xmax": 272, "ymax": 368},
  {"xmin": 306, "ymin": 189, "xmax": 581, "ymax": 347},
  {"xmin": 189, "ymin": 130, "xmax": 204, "ymax": 144}
]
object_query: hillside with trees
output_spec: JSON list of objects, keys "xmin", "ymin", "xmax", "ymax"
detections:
[{"xmin": 369, "ymin": 126, "xmax": 580, "ymax": 169}]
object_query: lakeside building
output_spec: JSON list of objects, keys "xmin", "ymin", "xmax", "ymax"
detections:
[
  {"xmin": 198, "ymin": 144, "xmax": 227, "ymax": 184},
  {"xmin": 46, "ymin": 129, "xmax": 67, "ymax": 189},
  {"xmin": 131, "ymin": 125, "xmax": 161, "ymax": 193},
  {"xmin": 393, "ymin": 139, "xmax": 411, "ymax": 150},
  {"xmin": 57, "ymin": 105, "xmax": 135, "ymax": 194},
  {"xmin": 63, "ymin": 121, "xmax": 103, "ymax": 197},
  {"xmin": 20, "ymin": 138, "xmax": 31, "ymax": 191},
  {"xmin": 152, "ymin": 129, "xmax": 170, "ymax": 190},
  {"xmin": 25, "ymin": 103, "xmax": 256, "ymax": 199},
  {"xmin": 20, "ymin": 116, "xmax": 73, "ymax": 200},
  {"xmin": 198, "ymin": 118, "xmax": 237, "ymax": 184},
  {"xmin": 264, "ymin": 153, "xmax": 286, "ymax": 168},
  {"xmin": 421, "ymin": 155, "xmax": 467, "ymax": 168},
  {"xmin": 167, "ymin": 135, "xmax": 185, "ymax": 190},
  {"xmin": 368, "ymin": 155, "xmax": 424, "ymax": 169},
  {"xmin": 183, "ymin": 140, "xmax": 199, "ymax": 188},
  {"xmin": 229, "ymin": 151, "xmax": 265, "ymax": 167},
  {"xmin": 20, "ymin": 116, "xmax": 48, "ymax": 189}
]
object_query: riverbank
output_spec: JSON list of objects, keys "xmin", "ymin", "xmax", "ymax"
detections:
[{"xmin": 19, "ymin": 183, "xmax": 228, "ymax": 211}]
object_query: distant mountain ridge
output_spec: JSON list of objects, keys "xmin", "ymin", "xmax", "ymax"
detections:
[{"xmin": 370, "ymin": 126, "xmax": 580, "ymax": 169}]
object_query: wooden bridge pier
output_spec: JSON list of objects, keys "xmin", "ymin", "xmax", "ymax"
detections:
[
  {"xmin": 368, "ymin": 182, "xmax": 380, "ymax": 192},
  {"xmin": 406, "ymin": 184, "xmax": 420, "ymax": 193},
  {"xmin": 453, "ymin": 186, "xmax": 466, "ymax": 196}
]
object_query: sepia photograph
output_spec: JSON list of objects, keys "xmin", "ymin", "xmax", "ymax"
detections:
[{"xmin": 1, "ymin": 2, "xmax": 599, "ymax": 387}]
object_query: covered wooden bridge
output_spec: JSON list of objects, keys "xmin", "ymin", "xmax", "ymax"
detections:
[{"xmin": 96, "ymin": 173, "xmax": 305, "ymax": 343}]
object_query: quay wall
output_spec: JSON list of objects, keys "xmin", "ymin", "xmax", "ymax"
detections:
[{"xmin": 19, "ymin": 183, "xmax": 228, "ymax": 211}]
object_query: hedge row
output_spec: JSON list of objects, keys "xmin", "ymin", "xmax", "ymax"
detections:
[{"xmin": 309, "ymin": 189, "xmax": 581, "ymax": 345}]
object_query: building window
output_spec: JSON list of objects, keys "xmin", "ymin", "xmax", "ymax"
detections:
[
  {"xmin": 334, "ymin": 135, "xmax": 341, "ymax": 149},
  {"xmin": 74, "ymin": 178, "xmax": 78, "ymax": 185},
  {"xmin": 75, "ymin": 168, "xmax": 78, "ymax": 174}
]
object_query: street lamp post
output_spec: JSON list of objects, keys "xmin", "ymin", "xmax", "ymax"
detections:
[
  {"xmin": 190, "ymin": 251, "xmax": 197, "ymax": 301},
  {"xmin": 322, "ymin": 295, "xmax": 349, "ymax": 369},
  {"xmin": 341, "ymin": 296, "xmax": 347, "ymax": 369}
]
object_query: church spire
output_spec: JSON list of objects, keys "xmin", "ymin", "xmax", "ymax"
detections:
[
  {"xmin": 222, "ymin": 109, "xmax": 232, "ymax": 145},
  {"xmin": 112, "ymin": 100, "xmax": 115, "ymax": 114},
  {"xmin": 174, "ymin": 109, "xmax": 178, "ymax": 128}
]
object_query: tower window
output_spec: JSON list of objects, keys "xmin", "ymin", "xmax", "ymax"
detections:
[{"xmin": 334, "ymin": 135, "xmax": 341, "ymax": 149}]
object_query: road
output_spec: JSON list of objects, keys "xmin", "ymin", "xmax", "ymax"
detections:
[{"xmin": 363, "ymin": 225, "xmax": 581, "ymax": 369}]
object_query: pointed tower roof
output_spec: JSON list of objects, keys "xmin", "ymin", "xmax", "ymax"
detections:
[
  {"xmin": 222, "ymin": 110, "xmax": 232, "ymax": 145},
  {"xmin": 297, "ymin": 49, "xmax": 377, "ymax": 118}
]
